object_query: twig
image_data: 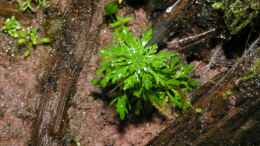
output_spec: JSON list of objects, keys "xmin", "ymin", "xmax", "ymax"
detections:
[
  {"xmin": 167, "ymin": 28, "xmax": 216, "ymax": 48},
  {"xmin": 203, "ymin": 43, "xmax": 224, "ymax": 73}
]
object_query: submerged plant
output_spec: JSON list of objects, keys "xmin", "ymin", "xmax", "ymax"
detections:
[
  {"xmin": 2, "ymin": 16, "xmax": 50, "ymax": 57},
  {"xmin": 92, "ymin": 26, "xmax": 197, "ymax": 120}
]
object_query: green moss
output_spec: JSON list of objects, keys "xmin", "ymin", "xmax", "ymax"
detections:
[
  {"xmin": 240, "ymin": 51, "xmax": 260, "ymax": 81},
  {"xmin": 211, "ymin": 0, "xmax": 259, "ymax": 35},
  {"xmin": 253, "ymin": 58, "xmax": 260, "ymax": 74},
  {"xmin": 2, "ymin": 16, "xmax": 50, "ymax": 58}
]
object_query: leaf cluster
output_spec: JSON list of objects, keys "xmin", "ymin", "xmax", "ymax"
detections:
[
  {"xmin": 110, "ymin": 16, "xmax": 132, "ymax": 28},
  {"xmin": 17, "ymin": 0, "xmax": 49, "ymax": 12},
  {"xmin": 2, "ymin": 16, "xmax": 50, "ymax": 57},
  {"xmin": 105, "ymin": 2, "xmax": 119, "ymax": 16},
  {"xmin": 92, "ymin": 27, "xmax": 197, "ymax": 120}
]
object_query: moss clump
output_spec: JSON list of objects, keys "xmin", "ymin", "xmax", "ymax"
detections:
[
  {"xmin": 17, "ymin": 0, "xmax": 49, "ymax": 12},
  {"xmin": 212, "ymin": 0, "xmax": 259, "ymax": 35},
  {"xmin": 240, "ymin": 48, "xmax": 260, "ymax": 81},
  {"xmin": 2, "ymin": 16, "xmax": 50, "ymax": 57}
]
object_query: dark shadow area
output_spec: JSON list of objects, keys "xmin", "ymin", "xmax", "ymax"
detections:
[
  {"xmin": 125, "ymin": 0, "xmax": 147, "ymax": 8},
  {"xmin": 91, "ymin": 89, "xmax": 167, "ymax": 133},
  {"xmin": 91, "ymin": 90, "xmax": 159, "ymax": 124},
  {"xmin": 223, "ymin": 24, "xmax": 260, "ymax": 59}
]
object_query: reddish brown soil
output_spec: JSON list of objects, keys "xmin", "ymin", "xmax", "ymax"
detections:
[{"xmin": 0, "ymin": 32, "xmax": 50, "ymax": 145}]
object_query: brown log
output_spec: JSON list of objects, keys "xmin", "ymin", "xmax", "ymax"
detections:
[
  {"xmin": 147, "ymin": 38, "xmax": 260, "ymax": 146},
  {"xmin": 30, "ymin": 0, "xmax": 102, "ymax": 145}
]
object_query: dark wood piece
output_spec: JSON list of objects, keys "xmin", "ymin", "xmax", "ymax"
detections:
[
  {"xmin": 147, "ymin": 37, "xmax": 260, "ymax": 146},
  {"xmin": 30, "ymin": 0, "xmax": 102, "ymax": 145}
]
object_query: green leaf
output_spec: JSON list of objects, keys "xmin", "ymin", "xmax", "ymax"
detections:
[
  {"xmin": 141, "ymin": 29, "xmax": 152, "ymax": 45},
  {"xmin": 105, "ymin": 2, "xmax": 118, "ymax": 16},
  {"xmin": 133, "ymin": 88, "xmax": 143, "ymax": 97},
  {"xmin": 115, "ymin": 95, "xmax": 128, "ymax": 120},
  {"xmin": 111, "ymin": 16, "xmax": 132, "ymax": 28},
  {"xmin": 168, "ymin": 89, "xmax": 182, "ymax": 108},
  {"xmin": 2, "ymin": 16, "xmax": 50, "ymax": 57},
  {"xmin": 29, "ymin": 27, "xmax": 39, "ymax": 45},
  {"xmin": 17, "ymin": 0, "xmax": 34, "ymax": 11},
  {"xmin": 111, "ymin": 67, "xmax": 130, "ymax": 84},
  {"xmin": 123, "ymin": 74, "xmax": 137, "ymax": 90},
  {"xmin": 91, "ymin": 79, "xmax": 99, "ymax": 85},
  {"xmin": 23, "ymin": 48, "xmax": 32, "ymax": 58},
  {"xmin": 39, "ymin": 37, "xmax": 51, "ymax": 44},
  {"xmin": 149, "ymin": 91, "xmax": 165, "ymax": 105},
  {"xmin": 3, "ymin": 16, "xmax": 21, "ymax": 37},
  {"xmin": 212, "ymin": 2, "xmax": 224, "ymax": 10},
  {"xmin": 17, "ymin": 0, "xmax": 49, "ymax": 12},
  {"xmin": 195, "ymin": 107, "xmax": 203, "ymax": 113},
  {"xmin": 18, "ymin": 38, "xmax": 26, "ymax": 45},
  {"xmin": 141, "ymin": 74, "xmax": 153, "ymax": 90}
]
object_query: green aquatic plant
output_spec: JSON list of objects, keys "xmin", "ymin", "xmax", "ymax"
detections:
[
  {"xmin": 2, "ymin": 16, "xmax": 50, "ymax": 57},
  {"xmin": 92, "ymin": 26, "xmax": 197, "ymax": 120},
  {"xmin": 17, "ymin": 0, "xmax": 49, "ymax": 12}
]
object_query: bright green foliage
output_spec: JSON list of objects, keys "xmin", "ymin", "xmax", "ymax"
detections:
[
  {"xmin": 110, "ymin": 16, "xmax": 132, "ymax": 28},
  {"xmin": 17, "ymin": 0, "xmax": 49, "ymax": 12},
  {"xmin": 211, "ymin": 2, "xmax": 224, "ymax": 10},
  {"xmin": 105, "ymin": 2, "xmax": 119, "ymax": 16},
  {"xmin": 2, "ymin": 16, "xmax": 50, "ymax": 57},
  {"xmin": 211, "ymin": 0, "xmax": 259, "ymax": 34},
  {"xmin": 2, "ymin": 16, "xmax": 22, "ymax": 38},
  {"xmin": 92, "ymin": 27, "xmax": 197, "ymax": 120}
]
